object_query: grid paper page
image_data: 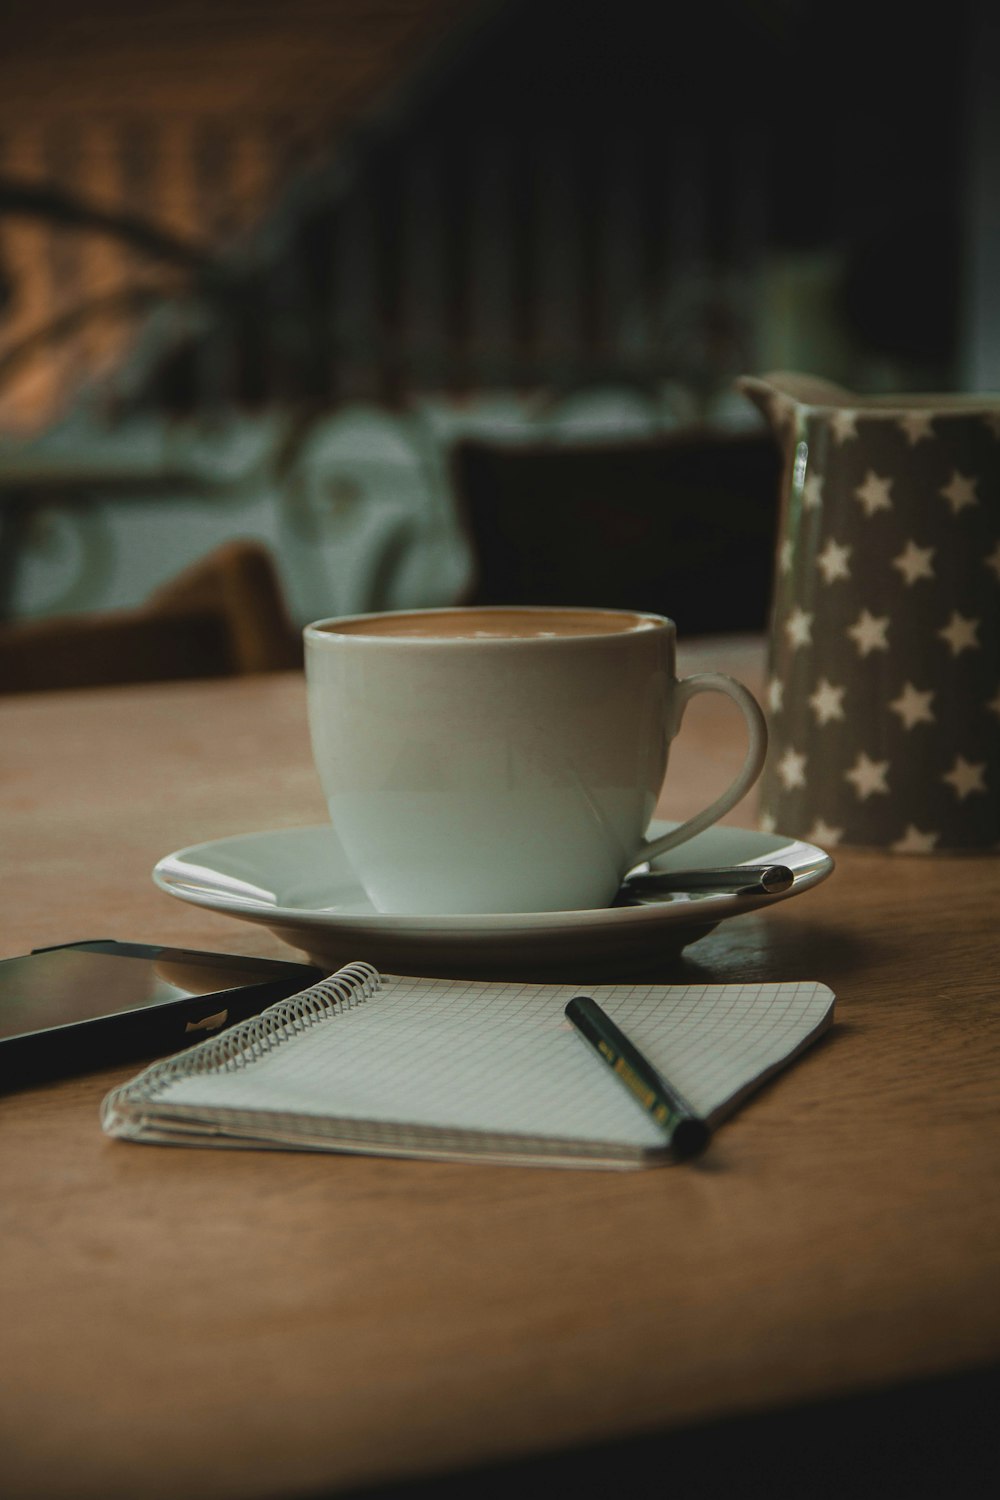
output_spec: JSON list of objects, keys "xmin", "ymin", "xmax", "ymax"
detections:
[{"xmin": 138, "ymin": 976, "xmax": 834, "ymax": 1153}]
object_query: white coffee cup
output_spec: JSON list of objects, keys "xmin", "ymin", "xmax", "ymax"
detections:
[{"xmin": 304, "ymin": 606, "xmax": 767, "ymax": 915}]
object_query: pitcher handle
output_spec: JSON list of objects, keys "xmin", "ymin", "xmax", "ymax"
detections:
[{"xmin": 635, "ymin": 673, "xmax": 768, "ymax": 865}]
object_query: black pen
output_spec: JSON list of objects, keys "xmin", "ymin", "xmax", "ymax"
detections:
[
  {"xmin": 622, "ymin": 864, "xmax": 794, "ymax": 898},
  {"xmin": 565, "ymin": 994, "xmax": 710, "ymax": 1160}
]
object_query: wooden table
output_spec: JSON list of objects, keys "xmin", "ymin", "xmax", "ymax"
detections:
[{"xmin": 1, "ymin": 637, "xmax": 998, "ymax": 1500}]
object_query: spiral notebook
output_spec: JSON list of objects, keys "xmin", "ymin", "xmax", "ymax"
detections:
[{"xmin": 101, "ymin": 962, "xmax": 835, "ymax": 1169}]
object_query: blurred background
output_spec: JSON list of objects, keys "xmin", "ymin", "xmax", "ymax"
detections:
[{"xmin": 0, "ymin": 0, "xmax": 993, "ymax": 687}]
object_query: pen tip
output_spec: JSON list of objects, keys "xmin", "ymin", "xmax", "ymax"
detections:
[{"xmin": 672, "ymin": 1118, "xmax": 710, "ymax": 1161}]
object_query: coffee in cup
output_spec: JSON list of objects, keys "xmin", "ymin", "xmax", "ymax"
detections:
[{"xmin": 304, "ymin": 606, "xmax": 767, "ymax": 914}]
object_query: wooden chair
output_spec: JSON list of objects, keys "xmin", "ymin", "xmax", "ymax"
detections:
[
  {"xmin": 449, "ymin": 427, "xmax": 782, "ymax": 637},
  {"xmin": 0, "ymin": 538, "xmax": 303, "ymax": 694}
]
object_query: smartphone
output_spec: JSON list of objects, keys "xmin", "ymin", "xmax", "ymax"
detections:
[{"xmin": 0, "ymin": 939, "xmax": 328, "ymax": 1090}]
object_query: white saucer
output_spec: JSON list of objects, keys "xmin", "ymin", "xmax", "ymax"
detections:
[{"xmin": 153, "ymin": 820, "xmax": 833, "ymax": 979}]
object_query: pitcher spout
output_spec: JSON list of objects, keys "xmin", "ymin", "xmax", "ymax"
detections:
[{"xmin": 737, "ymin": 370, "xmax": 859, "ymax": 456}]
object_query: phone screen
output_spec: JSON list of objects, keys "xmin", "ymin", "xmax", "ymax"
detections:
[{"xmin": 0, "ymin": 946, "xmax": 302, "ymax": 1041}]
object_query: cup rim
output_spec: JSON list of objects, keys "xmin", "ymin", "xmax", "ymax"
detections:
[{"xmin": 303, "ymin": 605, "xmax": 674, "ymax": 645}]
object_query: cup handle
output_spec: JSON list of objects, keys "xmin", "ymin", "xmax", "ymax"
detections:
[{"xmin": 635, "ymin": 673, "xmax": 769, "ymax": 866}]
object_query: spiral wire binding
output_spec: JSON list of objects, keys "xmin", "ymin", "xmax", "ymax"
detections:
[{"xmin": 106, "ymin": 960, "xmax": 382, "ymax": 1109}]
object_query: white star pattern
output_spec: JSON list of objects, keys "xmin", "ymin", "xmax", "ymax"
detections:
[
  {"xmin": 830, "ymin": 408, "xmax": 858, "ymax": 443},
  {"xmin": 802, "ymin": 473, "xmax": 823, "ymax": 510},
  {"xmin": 809, "ymin": 678, "xmax": 846, "ymax": 725},
  {"xmin": 777, "ymin": 747, "xmax": 807, "ymax": 790},
  {"xmin": 938, "ymin": 612, "xmax": 980, "ymax": 656},
  {"xmin": 892, "ymin": 540, "xmax": 935, "ymax": 585},
  {"xmin": 816, "ymin": 538, "xmax": 851, "ymax": 583},
  {"xmin": 765, "ymin": 402, "xmax": 998, "ymax": 851},
  {"xmin": 892, "ymin": 824, "xmax": 939, "ymax": 853},
  {"xmin": 847, "ymin": 609, "xmax": 890, "ymax": 656},
  {"xmin": 758, "ymin": 810, "xmax": 777, "ymax": 833},
  {"xmin": 784, "ymin": 606, "xmax": 813, "ymax": 649},
  {"xmin": 845, "ymin": 752, "xmax": 890, "ymax": 800},
  {"xmin": 888, "ymin": 682, "xmax": 935, "ymax": 729},
  {"xmin": 897, "ymin": 411, "xmax": 935, "ymax": 445},
  {"xmin": 940, "ymin": 471, "xmax": 979, "ymax": 514},
  {"xmin": 854, "ymin": 470, "xmax": 893, "ymax": 516},
  {"xmin": 942, "ymin": 755, "xmax": 987, "ymax": 799}
]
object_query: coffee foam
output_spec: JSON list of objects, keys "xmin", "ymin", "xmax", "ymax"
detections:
[{"xmin": 322, "ymin": 608, "xmax": 661, "ymax": 641}]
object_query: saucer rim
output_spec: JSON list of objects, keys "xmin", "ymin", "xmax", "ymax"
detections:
[{"xmin": 153, "ymin": 820, "xmax": 834, "ymax": 936}]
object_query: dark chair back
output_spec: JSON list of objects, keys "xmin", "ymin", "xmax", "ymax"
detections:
[
  {"xmin": 450, "ymin": 428, "xmax": 781, "ymax": 635},
  {"xmin": 0, "ymin": 538, "xmax": 302, "ymax": 694}
]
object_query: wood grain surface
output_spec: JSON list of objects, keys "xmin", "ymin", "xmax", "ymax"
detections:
[{"xmin": 1, "ymin": 637, "xmax": 998, "ymax": 1500}]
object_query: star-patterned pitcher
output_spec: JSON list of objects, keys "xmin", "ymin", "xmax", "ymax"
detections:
[{"xmin": 739, "ymin": 371, "xmax": 999, "ymax": 853}]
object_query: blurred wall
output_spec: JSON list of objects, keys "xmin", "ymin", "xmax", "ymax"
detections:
[
  {"xmin": 0, "ymin": 0, "xmax": 981, "ymax": 437},
  {"xmin": 0, "ymin": 0, "xmax": 988, "ymax": 633}
]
